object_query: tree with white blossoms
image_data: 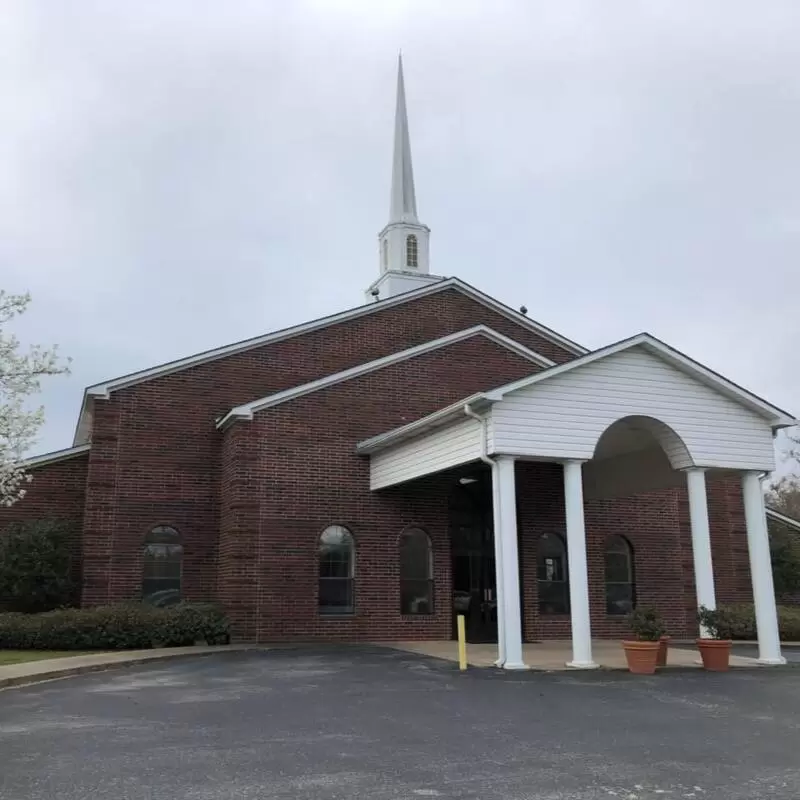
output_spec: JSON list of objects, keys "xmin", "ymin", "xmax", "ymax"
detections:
[{"xmin": 0, "ymin": 291, "xmax": 70, "ymax": 507}]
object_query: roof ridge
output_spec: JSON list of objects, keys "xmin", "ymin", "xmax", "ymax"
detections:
[{"xmin": 73, "ymin": 278, "xmax": 586, "ymax": 445}]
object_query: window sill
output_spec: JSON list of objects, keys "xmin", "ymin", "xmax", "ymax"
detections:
[{"xmin": 318, "ymin": 613, "xmax": 356, "ymax": 620}]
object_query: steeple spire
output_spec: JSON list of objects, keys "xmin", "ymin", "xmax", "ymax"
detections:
[
  {"xmin": 389, "ymin": 54, "xmax": 418, "ymax": 224},
  {"xmin": 365, "ymin": 55, "xmax": 442, "ymax": 302}
]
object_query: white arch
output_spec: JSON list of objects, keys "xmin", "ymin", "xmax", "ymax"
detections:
[{"xmin": 592, "ymin": 414, "xmax": 695, "ymax": 470}]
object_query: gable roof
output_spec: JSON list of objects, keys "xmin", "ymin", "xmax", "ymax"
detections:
[
  {"xmin": 357, "ymin": 332, "xmax": 797, "ymax": 454},
  {"xmin": 216, "ymin": 325, "xmax": 554, "ymax": 429},
  {"xmin": 73, "ymin": 277, "xmax": 586, "ymax": 445}
]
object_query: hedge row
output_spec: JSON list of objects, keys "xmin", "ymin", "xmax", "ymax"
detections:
[
  {"xmin": 715, "ymin": 604, "xmax": 800, "ymax": 641},
  {"xmin": 0, "ymin": 603, "xmax": 230, "ymax": 651}
]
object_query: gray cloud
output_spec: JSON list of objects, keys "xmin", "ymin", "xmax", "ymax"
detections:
[{"xmin": 2, "ymin": 1, "xmax": 798, "ymax": 469}]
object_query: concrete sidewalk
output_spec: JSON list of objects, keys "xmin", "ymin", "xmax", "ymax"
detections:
[
  {"xmin": 0, "ymin": 645, "xmax": 259, "ymax": 689},
  {"xmin": 379, "ymin": 639, "xmax": 764, "ymax": 669}
]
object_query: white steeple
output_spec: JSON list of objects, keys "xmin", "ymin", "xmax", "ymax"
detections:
[
  {"xmin": 366, "ymin": 55, "xmax": 443, "ymax": 302},
  {"xmin": 389, "ymin": 55, "xmax": 418, "ymax": 224}
]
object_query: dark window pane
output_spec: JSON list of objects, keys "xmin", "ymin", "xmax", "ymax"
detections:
[
  {"xmin": 318, "ymin": 526, "xmax": 355, "ymax": 614},
  {"xmin": 142, "ymin": 578, "xmax": 181, "ymax": 607},
  {"xmin": 399, "ymin": 529, "xmax": 433, "ymax": 614},
  {"xmin": 537, "ymin": 534, "xmax": 569, "ymax": 614},
  {"xmin": 538, "ymin": 580, "xmax": 569, "ymax": 615},
  {"xmin": 320, "ymin": 552, "xmax": 351, "ymax": 578},
  {"xmin": 142, "ymin": 528, "xmax": 182, "ymax": 606},
  {"xmin": 606, "ymin": 582, "xmax": 635, "ymax": 615},
  {"xmin": 605, "ymin": 553, "xmax": 631, "ymax": 583},
  {"xmin": 538, "ymin": 555, "xmax": 565, "ymax": 582},
  {"xmin": 319, "ymin": 578, "xmax": 353, "ymax": 614},
  {"xmin": 400, "ymin": 531, "xmax": 431, "ymax": 579},
  {"xmin": 604, "ymin": 536, "xmax": 634, "ymax": 615},
  {"xmin": 400, "ymin": 579, "xmax": 434, "ymax": 615}
]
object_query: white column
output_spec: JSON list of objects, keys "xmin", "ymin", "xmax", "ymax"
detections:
[
  {"xmin": 490, "ymin": 462, "xmax": 506, "ymax": 667},
  {"xmin": 742, "ymin": 471, "xmax": 785, "ymax": 665},
  {"xmin": 685, "ymin": 468, "xmax": 717, "ymax": 637},
  {"xmin": 494, "ymin": 456, "xmax": 526, "ymax": 670},
  {"xmin": 563, "ymin": 459, "xmax": 598, "ymax": 669}
]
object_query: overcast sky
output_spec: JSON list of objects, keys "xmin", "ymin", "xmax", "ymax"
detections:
[{"xmin": 2, "ymin": 1, "xmax": 799, "ymax": 468}]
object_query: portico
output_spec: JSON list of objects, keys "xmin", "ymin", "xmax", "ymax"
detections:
[{"xmin": 357, "ymin": 333, "xmax": 796, "ymax": 668}]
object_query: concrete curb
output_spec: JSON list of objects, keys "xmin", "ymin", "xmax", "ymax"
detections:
[{"xmin": 0, "ymin": 645, "xmax": 264, "ymax": 690}]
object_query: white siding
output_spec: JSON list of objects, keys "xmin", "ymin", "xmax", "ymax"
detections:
[
  {"xmin": 488, "ymin": 346, "xmax": 776, "ymax": 471},
  {"xmin": 370, "ymin": 417, "xmax": 481, "ymax": 490}
]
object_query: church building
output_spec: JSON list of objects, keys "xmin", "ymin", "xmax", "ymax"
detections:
[{"xmin": 4, "ymin": 58, "xmax": 796, "ymax": 668}]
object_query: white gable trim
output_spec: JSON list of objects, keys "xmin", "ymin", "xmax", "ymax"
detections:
[
  {"xmin": 73, "ymin": 278, "xmax": 585, "ymax": 445},
  {"xmin": 217, "ymin": 326, "xmax": 552, "ymax": 429},
  {"xmin": 766, "ymin": 508, "xmax": 800, "ymax": 533},
  {"xmin": 485, "ymin": 333, "xmax": 796, "ymax": 427},
  {"xmin": 21, "ymin": 444, "xmax": 91, "ymax": 469},
  {"xmin": 357, "ymin": 396, "xmax": 489, "ymax": 454},
  {"xmin": 358, "ymin": 332, "xmax": 796, "ymax": 456}
]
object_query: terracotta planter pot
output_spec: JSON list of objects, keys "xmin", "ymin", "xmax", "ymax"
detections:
[
  {"xmin": 623, "ymin": 640, "xmax": 661, "ymax": 674},
  {"xmin": 696, "ymin": 639, "xmax": 732, "ymax": 672},
  {"xmin": 657, "ymin": 635, "xmax": 671, "ymax": 667}
]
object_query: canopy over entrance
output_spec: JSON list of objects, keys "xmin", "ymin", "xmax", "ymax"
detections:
[
  {"xmin": 358, "ymin": 333, "xmax": 794, "ymax": 489},
  {"xmin": 357, "ymin": 332, "xmax": 796, "ymax": 671}
]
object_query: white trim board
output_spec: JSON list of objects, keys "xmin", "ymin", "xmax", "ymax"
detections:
[
  {"xmin": 217, "ymin": 326, "xmax": 553, "ymax": 429},
  {"xmin": 20, "ymin": 444, "xmax": 91, "ymax": 469},
  {"xmin": 358, "ymin": 332, "xmax": 797, "ymax": 455},
  {"xmin": 73, "ymin": 278, "xmax": 586, "ymax": 445},
  {"xmin": 766, "ymin": 508, "xmax": 800, "ymax": 533}
]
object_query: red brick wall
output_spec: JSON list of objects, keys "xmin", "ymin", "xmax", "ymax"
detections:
[
  {"xmin": 517, "ymin": 463, "xmax": 755, "ymax": 641},
  {"xmin": 81, "ymin": 288, "xmax": 569, "ymax": 608},
  {"xmin": 26, "ymin": 283, "xmax": 758, "ymax": 642},
  {"xmin": 0, "ymin": 454, "xmax": 89, "ymax": 601},
  {"xmin": 220, "ymin": 335, "xmax": 541, "ymax": 640}
]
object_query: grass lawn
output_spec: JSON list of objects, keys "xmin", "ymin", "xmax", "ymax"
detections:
[{"xmin": 0, "ymin": 651, "xmax": 100, "ymax": 666}]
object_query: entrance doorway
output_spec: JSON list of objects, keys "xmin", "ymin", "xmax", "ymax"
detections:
[{"xmin": 449, "ymin": 469, "xmax": 497, "ymax": 643}]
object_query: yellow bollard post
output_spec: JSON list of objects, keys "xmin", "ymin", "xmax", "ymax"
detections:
[{"xmin": 457, "ymin": 614, "xmax": 467, "ymax": 671}]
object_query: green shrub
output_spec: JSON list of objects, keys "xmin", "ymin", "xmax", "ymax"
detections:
[
  {"xmin": 626, "ymin": 605, "xmax": 666, "ymax": 641},
  {"xmin": 708, "ymin": 604, "xmax": 800, "ymax": 641},
  {"xmin": 0, "ymin": 519, "xmax": 75, "ymax": 612},
  {"xmin": 0, "ymin": 602, "xmax": 230, "ymax": 651}
]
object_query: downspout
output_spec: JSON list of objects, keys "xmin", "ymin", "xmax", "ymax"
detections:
[
  {"xmin": 464, "ymin": 403, "xmax": 506, "ymax": 667},
  {"xmin": 463, "ymin": 403, "xmax": 494, "ymax": 469}
]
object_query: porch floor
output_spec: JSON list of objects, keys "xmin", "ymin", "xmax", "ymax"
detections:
[{"xmin": 378, "ymin": 639, "xmax": 763, "ymax": 670}]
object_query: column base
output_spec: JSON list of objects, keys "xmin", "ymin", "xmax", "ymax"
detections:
[
  {"xmin": 757, "ymin": 657, "xmax": 787, "ymax": 666},
  {"xmin": 566, "ymin": 660, "xmax": 600, "ymax": 670},
  {"xmin": 502, "ymin": 661, "xmax": 530, "ymax": 671}
]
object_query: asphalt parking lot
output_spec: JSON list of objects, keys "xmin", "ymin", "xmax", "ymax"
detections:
[{"xmin": 1, "ymin": 646, "xmax": 798, "ymax": 800}]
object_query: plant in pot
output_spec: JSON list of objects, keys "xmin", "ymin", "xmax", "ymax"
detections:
[
  {"xmin": 696, "ymin": 606, "xmax": 733, "ymax": 672},
  {"xmin": 623, "ymin": 605, "xmax": 666, "ymax": 674}
]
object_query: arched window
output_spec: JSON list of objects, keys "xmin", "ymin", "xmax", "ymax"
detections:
[
  {"xmin": 399, "ymin": 528, "xmax": 434, "ymax": 615},
  {"xmin": 142, "ymin": 525, "xmax": 182, "ymax": 606},
  {"xmin": 537, "ymin": 533, "xmax": 569, "ymax": 615},
  {"xmin": 406, "ymin": 234, "xmax": 418, "ymax": 268},
  {"xmin": 381, "ymin": 238, "xmax": 388, "ymax": 268},
  {"xmin": 319, "ymin": 525, "xmax": 354, "ymax": 615},
  {"xmin": 605, "ymin": 535, "xmax": 635, "ymax": 615}
]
